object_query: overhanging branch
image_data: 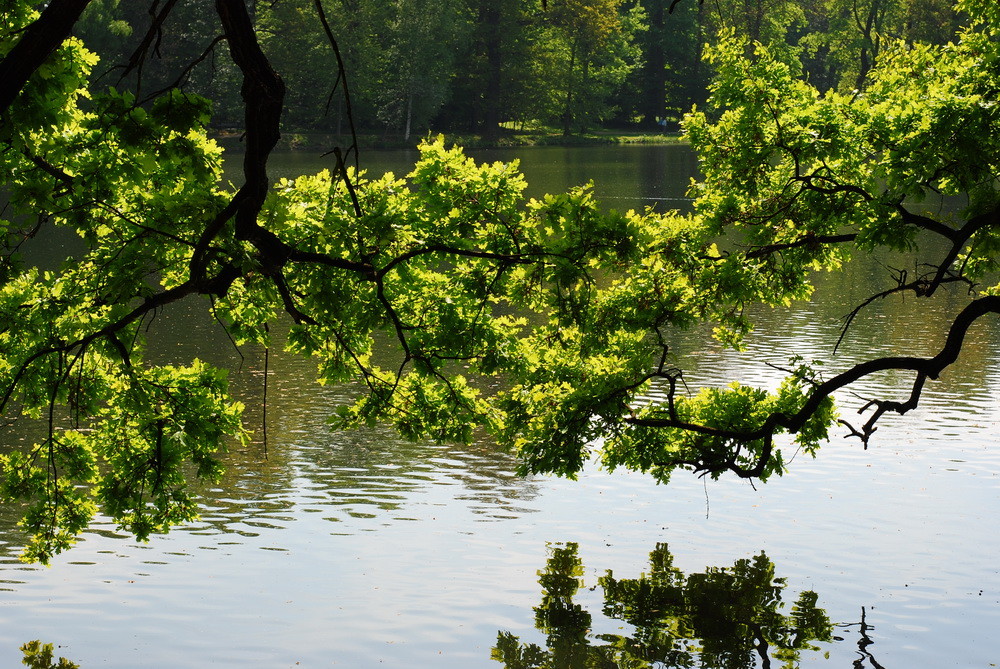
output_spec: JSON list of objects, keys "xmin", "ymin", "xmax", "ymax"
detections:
[
  {"xmin": 626, "ymin": 295, "xmax": 1000, "ymax": 471},
  {"xmin": 0, "ymin": 0, "xmax": 94, "ymax": 116}
]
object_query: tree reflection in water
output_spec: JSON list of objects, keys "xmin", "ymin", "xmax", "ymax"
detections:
[
  {"xmin": 493, "ymin": 543, "xmax": 834, "ymax": 668},
  {"xmin": 19, "ymin": 641, "xmax": 78, "ymax": 669},
  {"xmin": 841, "ymin": 607, "xmax": 887, "ymax": 669}
]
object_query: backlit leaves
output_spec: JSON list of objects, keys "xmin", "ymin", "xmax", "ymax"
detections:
[{"xmin": 6, "ymin": 0, "xmax": 1000, "ymax": 562}]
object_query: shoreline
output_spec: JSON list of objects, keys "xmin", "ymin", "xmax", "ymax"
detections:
[{"xmin": 211, "ymin": 130, "xmax": 686, "ymax": 152}]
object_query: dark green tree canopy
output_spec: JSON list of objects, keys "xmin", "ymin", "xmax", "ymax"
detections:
[{"xmin": 2, "ymin": 0, "xmax": 999, "ymax": 562}]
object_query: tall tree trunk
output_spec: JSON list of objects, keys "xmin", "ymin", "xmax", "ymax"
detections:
[
  {"xmin": 481, "ymin": 2, "xmax": 503, "ymax": 139},
  {"xmin": 642, "ymin": 0, "xmax": 667, "ymax": 126},
  {"xmin": 854, "ymin": 0, "xmax": 879, "ymax": 91},
  {"xmin": 404, "ymin": 93, "xmax": 412, "ymax": 140},
  {"xmin": 744, "ymin": 0, "xmax": 763, "ymax": 42},
  {"xmin": 562, "ymin": 42, "xmax": 577, "ymax": 136}
]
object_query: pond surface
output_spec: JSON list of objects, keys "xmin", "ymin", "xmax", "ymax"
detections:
[{"xmin": 1, "ymin": 145, "xmax": 998, "ymax": 667}]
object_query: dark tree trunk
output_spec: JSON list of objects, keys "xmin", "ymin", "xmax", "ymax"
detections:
[
  {"xmin": 481, "ymin": 3, "xmax": 503, "ymax": 139},
  {"xmin": 562, "ymin": 43, "xmax": 577, "ymax": 136},
  {"xmin": 0, "ymin": 0, "xmax": 94, "ymax": 115},
  {"xmin": 641, "ymin": 0, "xmax": 667, "ymax": 126}
]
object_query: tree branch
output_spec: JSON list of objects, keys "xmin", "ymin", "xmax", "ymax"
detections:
[
  {"xmin": 744, "ymin": 233, "xmax": 857, "ymax": 260},
  {"xmin": 627, "ymin": 295, "xmax": 1000, "ymax": 473},
  {"xmin": 118, "ymin": 0, "xmax": 183, "ymax": 90},
  {"xmin": 377, "ymin": 243, "xmax": 536, "ymax": 278},
  {"xmin": 0, "ymin": 0, "xmax": 93, "ymax": 116},
  {"xmin": 0, "ymin": 281, "xmax": 199, "ymax": 414}
]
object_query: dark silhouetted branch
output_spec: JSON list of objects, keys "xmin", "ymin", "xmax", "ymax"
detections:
[
  {"xmin": 0, "ymin": 0, "xmax": 93, "ymax": 116},
  {"xmin": 627, "ymin": 295, "xmax": 1000, "ymax": 476}
]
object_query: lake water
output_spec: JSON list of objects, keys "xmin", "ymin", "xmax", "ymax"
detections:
[{"xmin": 1, "ymin": 145, "xmax": 998, "ymax": 667}]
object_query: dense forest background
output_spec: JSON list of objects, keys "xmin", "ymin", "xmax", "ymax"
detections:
[{"xmin": 75, "ymin": 0, "xmax": 966, "ymax": 140}]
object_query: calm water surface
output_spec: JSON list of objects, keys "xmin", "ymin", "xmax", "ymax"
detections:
[{"xmin": 1, "ymin": 145, "xmax": 998, "ymax": 667}]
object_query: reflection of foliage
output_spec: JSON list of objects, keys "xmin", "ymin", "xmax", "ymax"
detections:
[
  {"xmin": 493, "ymin": 543, "xmax": 832, "ymax": 668},
  {"xmin": 533, "ymin": 544, "xmax": 592, "ymax": 667},
  {"xmin": 19, "ymin": 641, "xmax": 78, "ymax": 669}
]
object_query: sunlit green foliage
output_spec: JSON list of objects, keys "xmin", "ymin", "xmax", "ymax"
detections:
[
  {"xmin": 4, "ymin": 0, "xmax": 1000, "ymax": 561},
  {"xmin": 1, "ymin": 11, "xmax": 240, "ymax": 562}
]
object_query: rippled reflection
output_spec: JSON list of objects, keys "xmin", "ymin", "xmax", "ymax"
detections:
[
  {"xmin": 493, "ymin": 542, "xmax": 835, "ymax": 668},
  {"xmin": 185, "ymin": 320, "xmax": 544, "ymax": 539},
  {"xmin": 0, "ymin": 292, "xmax": 544, "ymax": 561}
]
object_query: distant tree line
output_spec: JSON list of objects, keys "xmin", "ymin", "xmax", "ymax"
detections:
[{"xmin": 74, "ymin": 0, "xmax": 966, "ymax": 138}]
